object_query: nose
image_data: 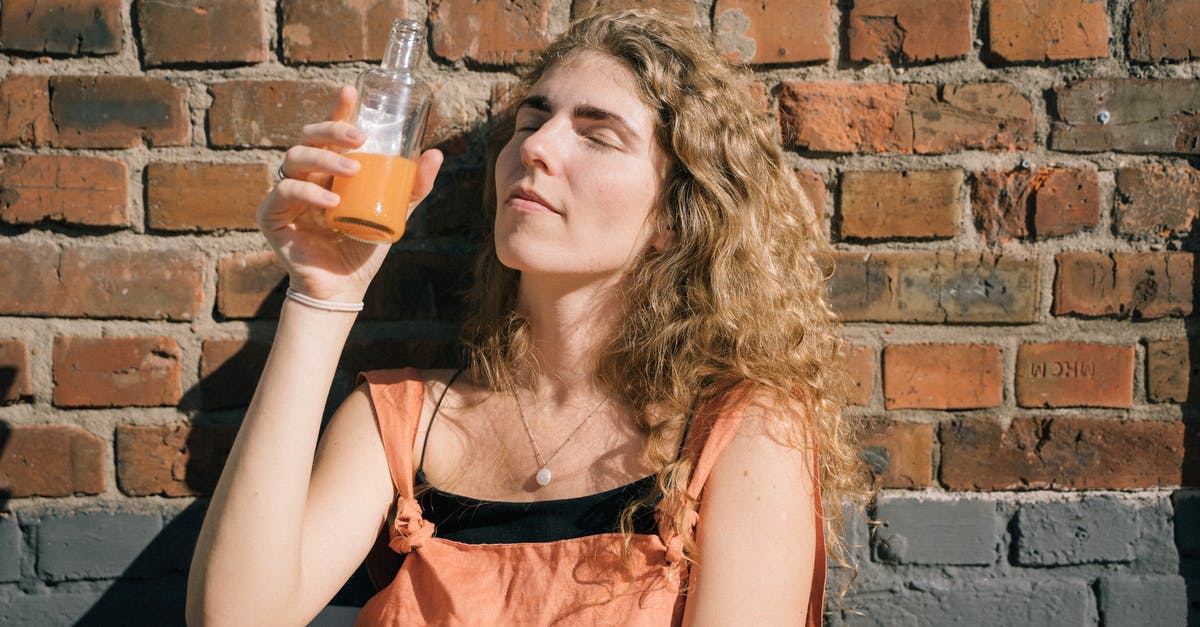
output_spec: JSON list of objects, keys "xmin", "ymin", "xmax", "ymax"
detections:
[{"xmin": 518, "ymin": 119, "xmax": 562, "ymax": 175}]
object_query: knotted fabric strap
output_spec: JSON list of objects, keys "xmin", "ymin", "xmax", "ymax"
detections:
[
  {"xmin": 655, "ymin": 494, "xmax": 700, "ymax": 565},
  {"xmin": 388, "ymin": 496, "xmax": 434, "ymax": 553}
]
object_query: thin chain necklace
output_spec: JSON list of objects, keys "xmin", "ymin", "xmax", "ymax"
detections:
[{"xmin": 512, "ymin": 390, "xmax": 609, "ymax": 487}]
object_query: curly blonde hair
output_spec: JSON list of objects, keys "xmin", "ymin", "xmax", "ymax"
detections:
[{"xmin": 461, "ymin": 9, "xmax": 869, "ymax": 601}]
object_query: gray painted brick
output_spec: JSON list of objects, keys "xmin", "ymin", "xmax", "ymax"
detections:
[
  {"xmin": 1098, "ymin": 575, "xmax": 1187, "ymax": 627},
  {"xmin": 1015, "ymin": 497, "xmax": 1137, "ymax": 565},
  {"xmin": 0, "ymin": 588, "xmax": 102, "ymax": 627},
  {"xmin": 36, "ymin": 511, "xmax": 162, "ymax": 581},
  {"xmin": 841, "ymin": 579, "xmax": 1091, "ymax": 627},
  {"xmin": 0, "ymin": 515, "xmax": 20, "ymax": 583},
  {"xmin": 1176, "ymin": 491, "xmax": 1200, "ymax": 560},
  {"xmin": 873, "ymin": 497, "xmax": 999, "ymax": 565}
]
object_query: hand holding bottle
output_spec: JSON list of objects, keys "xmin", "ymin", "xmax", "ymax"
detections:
[{"xmin": 257, "ymin": 85, "xmax": 443, "ymax": 304}]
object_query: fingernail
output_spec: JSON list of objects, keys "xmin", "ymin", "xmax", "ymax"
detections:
[
  {"xmin": 322, "ymin": 190, "xmax": 341, "ymax": 205},
  {"xmin": 340, "ymin": 157, "xmax": 361, "ymax": 173},
  {"xmin": 348, "ymin": 128, "xmax": 366, "ymax": 142}
]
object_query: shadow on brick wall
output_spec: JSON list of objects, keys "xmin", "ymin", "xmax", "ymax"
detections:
[{"xmin": 1177, "ymin": 233, "xmax": 1200, "ymax": 625}]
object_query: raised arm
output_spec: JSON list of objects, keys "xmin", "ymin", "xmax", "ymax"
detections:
[
  {"xmin": 682, "ymin": 398, "xmax": 821, "ymax": 626},
  {"xmin": 186, "ymin": 86, "xmax": 443, "ymax": 626}
]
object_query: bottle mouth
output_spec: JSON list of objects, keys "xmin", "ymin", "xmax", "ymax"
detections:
[{"xmin": 390, "ymin": 18, "xmax": 425, "ymax": 40}]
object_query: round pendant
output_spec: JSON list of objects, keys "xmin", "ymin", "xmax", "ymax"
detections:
[{"xmin": 535, "ymin": 467, "xmax": 552, "ymax": 486}]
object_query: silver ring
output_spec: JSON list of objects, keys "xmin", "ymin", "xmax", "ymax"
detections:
[{"xmin": 274, "ymin": 164, "xmax": 287, "ymax": 184}]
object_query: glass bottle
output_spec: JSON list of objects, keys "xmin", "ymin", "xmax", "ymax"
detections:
[{"xmin": 326, "ymin": 19, "xmax": 433, "ymax": 243}]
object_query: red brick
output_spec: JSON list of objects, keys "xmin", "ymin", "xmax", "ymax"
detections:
[
  {"xmin": 50, "ymin": 76, "xmax": 191, "ymax": 148},
  {"xmin": 146, "ymin": 162, "xmax": 269, "ymax": 231},
  {"xmin": 199, "ymin": 338, "xmax": 271, "ymax": 409},
  {"xmin": 116, "ymin": 423, "xmax": 239, "ymax": 496},
  {"xmin": 793, "ymin": 169, "xmax": 826, "ymax": 226},
  {"xmin": 1052, "ymin": 79, "xmax": 1200, "ymax": 154},
  {"xmin": 847, "ymin": 0, "xmax": 971, "ymax": 63},
  {"xmin": 280, "ymin": 0, "xmax": 406, "ymax": 63},
  {"xmin": 0, "ymin": 75, "xmax": 57, "ymax": 146},
  {"xmin": 987, "ymin": 0, "xmax": 1109, "ymax": 62},
  {"xmin": 1054, "ymin": 252, "xmax": 1195, "ymax": 319},
  {"xmin": 0, "ymin": 0, "xmax": 122, "ymax": 55},
  {"xmin": 859, "ymin": 418, "xmax": 933, "ymax": 488},
  {"xmin": 138, "ymin": 0, "xmax": 268, "ymax": 66},
  {"xmin": 827, "ymin": 251, "xmax": 1040, "ymax": 324},
  {"xmin": 1115, "ymin": 165, "xmax": 1200, "ymax": 238},
  {"xmin": 972, "ymin": 167, "xmax": 1100, "ymax": 243},
  {"xmin": 1146, "ymin": 338, "xmax": 1200, "ymax": 403},
  {"xmin": 884, "ymin": 343, "xmax": 1002, "ymax": 410},
  {"xmin": 0, "ymin": 154, "xmax": 128, "ymax": 226},
  {"xmin": 54, "ymin": 336, "xmax": 183, "ymax": 407},
  {"xmin": 429, "ymin": 0, "xmax": 552, "ymax": 65},
  {"xmin": 844, "ymin": 345, "xmax": 875, "ymax": 407},
  {"xmin": 217, "ymin": 251, "xmax": 286, "ymax": 319},
  {"xmin": 940, "ymin": 417, "xmax": 1186, "ymax": 490},
  {"xmin": 0, "ymin": 339, "xmax": 33, "ymax": 403},
  {"xmin": 0, "ymin": 425, "xmax": 105, "ymax": 497},
  {"xmin": 0, "ymin": 242, "xmax": 205, "ymax": 320},
  {"xmin": 1129, "ymin": 0, "xmax": 1200, "ymax": 63},
  {"xmin": 839, "ymin": 169, "xmax": 961, "ymax": 240},
  {"xmin": 416, "ymin": 167, "xmax": 485, "ymax": 238},
  {"xmin": 713, "ymin": 0, "xmax": 831, "ymax": 64},
  {"xmin": 209, "ymin": 80, "xmax": 340, "ymax": 148},
  {"xmin": 1016, "ymin": 342, "xmax": 1134, "ymax": 408},
  {"xmin": 571, "ymin": 0, "xmax": 692, "ymax": 21},
  {"xmin": 424, "ymin": 82, "xmax": 489, "ymax": 156},
  {"xmin": 779, "ymin": 82, "xmax": 1034, "ymax": 154}
]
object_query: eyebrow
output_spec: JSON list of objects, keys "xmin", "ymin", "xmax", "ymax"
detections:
[{"xmin": 517, "ymin": 95, "xmax": 643, "ymax": 142}]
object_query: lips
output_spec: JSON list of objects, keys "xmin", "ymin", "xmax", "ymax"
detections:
[{"xmin": 507, "ymin": 186, "xmax": 559, "ymax": 214}]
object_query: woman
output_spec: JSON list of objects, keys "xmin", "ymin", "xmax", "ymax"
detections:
[{"xmin": 187, "ymin": 10, "xmax": 863, "ymax": 626}]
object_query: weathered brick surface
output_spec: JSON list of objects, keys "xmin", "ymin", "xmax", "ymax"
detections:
[
  {"xmin": 0, "ymin": 75, "xmax": 57, "ymax": 146},
  {"xmin": 363, "ymin": 253, "xmax": 473, "ymax": 321},
  {"xmin": 779, "ymin": 82, "xmax": 1034, "ymax": 154},
  {"xmin": 36, "ymin": 512, "xmax": 162, "ymax": 581},
  {"xmin": 873, "ymin": 497, "xmax": 999, "ymax": 565},
  {"xmin": 1146, "ymin": 337, "xmax": 1200, "ymax": 403},
  {"xmin": 0, "ymin": 425, "xmax": 105, "ymax": 497},
  {"xmin": 1054, "ymin": 252, "xmax": 1194, "ymax": 319},
  {"xmin": 0, "ymin": 153, "xmax": 128, "ymax": 226},
  {"xmin": 940, "ymin": 417, "xmax": 1186, "ymax": 490},
  {"xmin": 0, "ymin": 338, "xmax": 33, "ymax": 403},
  {"xmin": 199, "ymin": 338, "xmax": 271, "ymax": 409},
  {"xmin": 145, "ymin": 162, "xmax": 269, "ymax": 231},
  {"xmin": 844, "ymin": 345, "xmax": 874, "ymax": 407},
  {"xmin": 827, "ymin": 251, "xmax": 1040, "ymax": 324},
  {"xmin": 116, "ymin": 423, "xmax": 239, "ymax": 496},
  {"xmin": 0, "ymin": 0, "xmax": 122, "ymax": 55},
  {"xmin": 987, "ymin": 0, "xmax": 1109, "ymax": 62},
  {"xmin": 1014, "ymin": 498, "xmax": 1137, "ymax": 565},
  {"xmin": 1175, "ymin": 491, "xmax": 1200, "ymax": 558},
  {"xmin": 858, "ymin": 418, "xmax": 932, "ymax": 488},
  {"xmin": 423, "ymin": 82, "xmax": 489, "ymax": 156},
  {"xmin": 49, "ymin": 76, "xmax": 191, "ymax": 148},
  {"xmin": 139, "ymin": 0, "xmax": 268, "ymax": 66},
  {"xmin": 847, "ymin": 0, "xmax": 971, "ymax": 63},
  {"xmin": 1052, "ymin": 79, "xmax": 1200, "ymax": 154},
  {"xmin": 838, "ymin": 169, "xmax": 961, "ymax": 240},
  {"xmin": 1129, "ymin": 0, "xmax": 1200, "ymax": 63},
  {"xmin": 844, "ymin": 580, "xmax": 1089, "ymax": 627},
  {"xmin": 0, "ymin": 242, "xmax": 205, "ymax": 320},
  {"xmin": 280, "ymin": 0, "xmax": 406, "ymax": 63},
  {"xmin": 793, "ymin": 169, "xmax": 826, "ymax": 226},
  {"xmin": 973, "ymin": 167, "xmax": 1100, "ymax": 243},
  {"xmin": 217, "ymin": 251, "xmax": 287, "ymax": 319},
  {"xmin": 572, "ymin": 0, "xmax": 692, "ymax": 20},
  {"xmin": 429, "ymin": 0, "xmax": 552, "ymax": 65},
  {"xmin": 1115, "ymin": 165, "xmax": 1199, "ymax": 238},
  {"xmin": 1098, "ymin": 575, "xmax": 1189, "ymax": 626},
  {"xmin": 713, "ymin": 0, "xmax": 831, "ymax": 64},
  {"xmin": 53, "ymin": 336, "xmax": 183, "ymax": 407},
  {"xmin": 0, "ymin": 514, "xmax": 20, "ymax": 582},
  {"xmin": 884, "ymin": 343, "xmax": 1003, "ymax": 410},
  {"xmin": 1016, "ymin": 342, "xmax": 1135, "ymax": 408},
  {"xmin": 209, "ymin": 80, "xmax": 340, "ymax": 148}
]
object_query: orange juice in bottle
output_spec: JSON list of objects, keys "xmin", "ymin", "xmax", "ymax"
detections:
[{"xmin": 326, "ymin": 19, "xmax": 432, "ymax": 243}]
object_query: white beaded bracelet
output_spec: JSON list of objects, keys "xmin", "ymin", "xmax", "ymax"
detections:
[{"xmin": 285, "ymin": 288, "xmax": 364, "ymax": 313}]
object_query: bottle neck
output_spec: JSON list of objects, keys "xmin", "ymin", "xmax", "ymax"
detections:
[{"xmin": 382, "ymin": 23, "xmax": 424, "ymax": 72}]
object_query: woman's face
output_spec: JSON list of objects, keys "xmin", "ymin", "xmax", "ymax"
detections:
[{"xmin": 493, "ymin": 51, "xmax": 671, "ymax": 283}]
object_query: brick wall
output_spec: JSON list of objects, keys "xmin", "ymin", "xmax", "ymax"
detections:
[{"xmin": 0, "ymin": 1, "xmax": 1197, "ymax": 625}]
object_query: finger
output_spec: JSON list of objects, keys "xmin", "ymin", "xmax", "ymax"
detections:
[
  {"xmin": 300, "ymin": 120, "xmax": 366, "ymax": 150},
  {"xmin": 257, "ymin": 179, "xmax": 341, "ymax": 233},
  {"xmin": 282, "ymin": 145, "xmax": 362, "ymax": 182},
  {"xmin": 328, "ymin": 85, "xmax": 357, "ymax": 123},
  {"xmin": 409, "ymin": 149, "xmax": 444, "ymax": 205}
]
